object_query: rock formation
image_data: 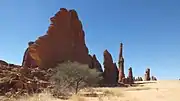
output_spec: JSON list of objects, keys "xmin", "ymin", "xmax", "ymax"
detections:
[
  {"xmin": 28, "ymin": 8, "xmax": 91, "ymax": 69},
  {"xmin": 118, "ymin": 43, "xmax": 125, "ymax": 83},
  {"xmin": 135, "ymin": 77, "xmax": 143, "ymax": 81},
  {"xmin": 0, "ymin": 8, "xmax": 161, "ymax": 98},
  {"xmin": 151, "ymin": 76, "xmax": 157, "ymax": 81},
  {"xmin": 145, "ymin": 68, "xmax": 150, "ymax": 81},
  {"xmin": 103, "ymin": 50, "xmax": 118, "ymax": 85},
  {"xmin": 113, "ymin": 63, "xmax": 119, "ymax": 83},
  {"xmin": 0, "ymin": 60, "xmax": 51, "ymax": 97},
  {"xmin": 22, "ymin": 41, "xmax": 38, "ymax": 68},
  {"xmin": 127, "ymin": 67, "xmax": 134, "ymax": 84},
  {"xmin": 89, "ymin": 54, "xmax": 103, "ymax": 72},
  {"xmin": 0, "ymin": 60, "xmax": 8, "ymax": 66}
]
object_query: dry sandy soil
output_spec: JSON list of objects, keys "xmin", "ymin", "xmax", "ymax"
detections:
[{"xmin": 1, "ymin": 80, "xmax": 180, "ymax": 101}]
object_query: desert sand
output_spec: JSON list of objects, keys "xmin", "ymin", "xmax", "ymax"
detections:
[
  {"xmin": 2, "ymin": 80, "xmax": 180, "ymax": 101},
  {"xmin": 81, "ymin": 80, "xmax": 180, "ymax": 101}
]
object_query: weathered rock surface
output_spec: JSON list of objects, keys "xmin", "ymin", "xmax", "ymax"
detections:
[
  {"xmin": 145, "ymin": 68, "xmax": 150, "ymax": 81},
  {"xmin": 29, "ymin": 8, "xmax": 91, "ymax": 69},
  {"xmin": 103, "ymin": 50, "xmax": 118, "ymax": 85},
  {"xmin": 22, "ymin": 41, "xmax": 38, "ymax": 68}
]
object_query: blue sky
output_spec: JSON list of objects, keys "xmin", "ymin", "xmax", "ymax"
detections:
[{"xmin": 0, "ymin": 0, "xmax": 180, "ymax": 80}]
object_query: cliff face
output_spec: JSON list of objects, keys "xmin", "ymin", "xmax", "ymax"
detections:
[{"xmin": 29, "ymin": 8, "xmax": 91, "ymax": 68}]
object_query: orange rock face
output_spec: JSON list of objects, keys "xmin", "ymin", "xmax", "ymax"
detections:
[
  {"xmin": 29, "ymin": 8, "xmax": 91, "ymax": 68},
  {"xmin": 103, "ymin": 50, "xmax": 118, "ymax": 85},
  {"xmin": 22, "ymin": 42, "xmax": 38, "ymax": 68}
]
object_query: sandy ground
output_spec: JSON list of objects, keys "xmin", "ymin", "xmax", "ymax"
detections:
[
  {"xmin": 2, "ymin": 80, "xmax": 180, "ymax": 101},
  {"xmin": 115, "ymin": 80, "xmax": 180, "ymax": 101},
  {"xmin": 79, "ymin": 80, "xmax": 180, "ymax": 101},
  {"xmin": 123, "ymin": 80, "xmax": 180, "ymax": 101}
]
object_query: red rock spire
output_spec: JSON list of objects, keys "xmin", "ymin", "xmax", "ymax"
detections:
[
  {"xmin": 118, "ymin": 43, "xmax": 125, "ymax": 83},
  {"xmin": 145, "ymin": 68, "xmax": 150, "ymax": 81},
  {"xmin": 103, "ymin": 50, "xmax": 118, "ymax": 85},
  {"xmin": 127, "ymin": 67, "xmax": 134, "ymax": 84},
  {"xmin": 119, "ymin": 43, "xmax": 123, "ymax": 58}
]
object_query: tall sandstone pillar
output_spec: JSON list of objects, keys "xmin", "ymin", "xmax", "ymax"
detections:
[
  {"xmin": 103, "ymin": 50, "xmax": 118, "ymax": 86},
  {"xmin": 145, "ymin": 68, "xmax": 150, "ymax": 81},
  {"xmin": 118, "ymin": 43, "xmax": 125, "ymax": 83},
  {"xmin": 127, "ymin": 67, "xmax": 134, "ymax": 84}
]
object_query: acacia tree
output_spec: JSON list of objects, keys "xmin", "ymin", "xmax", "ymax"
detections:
[{"xmin": 50, "ymin": 61, "xmax": 103, "ymax": 96}]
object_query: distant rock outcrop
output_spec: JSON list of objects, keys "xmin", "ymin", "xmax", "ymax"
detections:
[
  {"xmin": 151, "ymin": 76, "xmax": 157, "ymax": 81},
  {"xmin": 103, "ymin": 50, "xmax": 118, "ymax": 85},
  {"xmin": 28, "ymin": 8, "xmax": 92, "ymax": 69},
  {"xmin": 135, "ymin": 77, "xmax": 143, "ymax": 81},
  {"xmin": 145, "ymin": 68, "xmax": 150, "ymax": 81},
  {"xmin": 127, "ymin": 67, "xmax": 134, "ymax": 84}
]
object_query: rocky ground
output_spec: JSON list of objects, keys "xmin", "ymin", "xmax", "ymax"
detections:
[{"xmin": 0, "ymin": 61, "xmax": 53, "ymax": 98}]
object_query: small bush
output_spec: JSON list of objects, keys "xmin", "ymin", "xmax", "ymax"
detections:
[{"xmin": 50, "ymin": 61, "xmax": 103, "ymax": 97}]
